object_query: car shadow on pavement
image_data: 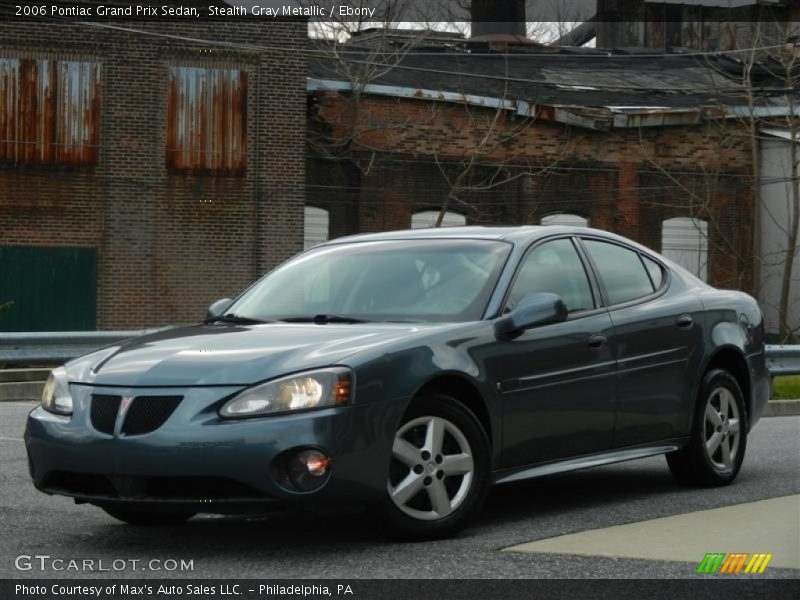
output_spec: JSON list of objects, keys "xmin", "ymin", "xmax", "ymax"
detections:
[
  {"xmin": 480, "ymin": 462, "xmax": 680, "ymax": 525},
  {"xmin": 75, "ymin": 460, "xmax": 689, "ymax": 555}
]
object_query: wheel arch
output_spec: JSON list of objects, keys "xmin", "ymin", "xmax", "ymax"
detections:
[
  {"xmin": 699, "ymin": 346, "xmax": 752, "ymax": 429},
  {"xmin": 411, "ymin": 373, "xmax": 495, "ymax": 452}
]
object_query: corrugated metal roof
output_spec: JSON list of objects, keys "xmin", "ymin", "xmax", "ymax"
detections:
[
  {"xmin": 309, "ymin": 46, "xmax": 788, "ymax": 110},
  {"xmin": 309, "ymin": 44, "xmax": 794, "ymax": 129}
]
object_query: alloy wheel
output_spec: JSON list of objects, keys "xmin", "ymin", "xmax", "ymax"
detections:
[
  {"xmin": 388, "ymin": 416, "xmax": 474, "ymax": 521},
  {"xmin": 703, "ymin": 386, "xmax": 741, "ymax": 470}
]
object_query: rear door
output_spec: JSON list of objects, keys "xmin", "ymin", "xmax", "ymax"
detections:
[{"xmin": 579, "ymin": 237, "xmax": 704, "ymax": 446}]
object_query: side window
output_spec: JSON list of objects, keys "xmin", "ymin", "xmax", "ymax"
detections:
[
  {"xmin": 507, "ymin": 239, "xmax": 594, "ymax": 313},
  {"xmin": 641, "ymin": 255, "xmax": 665, "ymax": 290},
  {"xmin": 583, "ymin": 240, "xmax": 655, "ymax": 305}
]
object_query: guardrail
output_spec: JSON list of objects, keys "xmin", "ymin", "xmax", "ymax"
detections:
[
  {"xmin": 0, "ymin": 330, "xmax": 165, "ymax": 366},
  {"xmin": 765, "ymin": 345, "xmax": 800, "ymax": 377},
  {"xmin": 1, "ymin": 331, "xmax": 799, "ymax": 376}
]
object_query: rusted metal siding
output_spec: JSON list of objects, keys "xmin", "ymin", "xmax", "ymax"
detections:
[
  {"xmin": 0, "ymin": 59, "xmax": 18, "ymax": 162},
  {"xmin": 0, "ymin": 58, "xmax": 100, "ymax": 166},
  {"xmin": 166, "ymin": 66, "xmax": 247, "ymax": 173},
  {"xmin": 56, "ymin": 61, "xmax": 101, "ymax": 164}
]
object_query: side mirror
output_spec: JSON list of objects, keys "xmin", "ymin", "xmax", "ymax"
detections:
[
  {"xmin": 494, "ymin": 292, "xmax": 567, "ymax": 337},
  {"xmin": 206, "ymin": 298, "xmax": 233, "ymax": 320}
]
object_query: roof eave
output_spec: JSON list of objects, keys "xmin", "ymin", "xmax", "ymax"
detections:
[{"xmin": 308, "ymin": 78, "xmax": 789, "ymax": 130}]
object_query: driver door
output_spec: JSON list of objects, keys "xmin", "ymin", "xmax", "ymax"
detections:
[{"xmin": 490, "ymin": 237, "xmax": 617, "ymax": 468}]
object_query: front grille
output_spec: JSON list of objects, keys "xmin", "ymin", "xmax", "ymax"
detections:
[
  {"xmin": 121, "ymin": 395, "xmax": 182, "ymax": 435},
  {"xmin": 90, "ymin": 395, "xmax": 121, "ymax": 434}
]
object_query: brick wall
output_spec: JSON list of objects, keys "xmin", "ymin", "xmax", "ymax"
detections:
[
  {"xmin": 0, "ymin": 19, "xmax": 307, "ymax": 329},
  {"xmin": 308, "ymin": 92, "xmax": 755, "ymax": 291}
]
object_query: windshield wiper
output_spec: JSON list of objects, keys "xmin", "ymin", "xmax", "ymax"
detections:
[
  {"xmin": 280, "ymin": 314, "xmax": 370, "ymax": 324},
  {"xmin": 206, "ymin": 313, "xmax": 272, "ymax": 325}
]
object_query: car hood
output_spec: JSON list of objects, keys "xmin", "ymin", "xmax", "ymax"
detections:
[{"xmin": 65, "ymin": 322, "xmax": 444, "ymax": 387}]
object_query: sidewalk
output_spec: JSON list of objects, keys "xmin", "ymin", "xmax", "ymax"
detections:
[{"xmin": 505, "ymin": 494, "xmax": 800, "ymax": 570}]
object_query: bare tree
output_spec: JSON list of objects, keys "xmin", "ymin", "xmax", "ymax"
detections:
[
  {"xmin": 525, "ymin": 0, "xmax": 590, "ymax": 45},
  {"xmin": 653, "ymin": 15, "xmax": 800, "ymax": 340},
  {"xmin": 710, "ymin": 20, "xmax": 799, "ymax": 340},
  {"xmin": 309, "ymin": 0, "xmax": 578, "ymax": 227},
  {"xmin": 771, "ymin": 43, "xmax": 799, "ymax": 340}
]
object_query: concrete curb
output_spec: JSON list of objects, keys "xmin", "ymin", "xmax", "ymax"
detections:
[{"xmin": 763, "ymin": 399, "xmax": 800, "ymax": 417}]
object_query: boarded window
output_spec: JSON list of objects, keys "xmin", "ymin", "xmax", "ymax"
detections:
[
  {"xmin": 0, "ymin": 58, "xmax": 100, "ymax": 166},
  {"xmin": 304, "ymin": 206, "xmax": 330, "ymax": 249},
  {"xmin": 662, "ymin": 217, "xmax": 708, "ymax": 282},
  {"xmin": 411, "ymin": 210, "xmax": 466, "ymax": 229},
  {"xmin": 541, "ymin": 213, "xmax": 589, "ymax": 227},
  {"xmin": 167, "ymin": 66, "xmax": 247, "ymax": 173}
]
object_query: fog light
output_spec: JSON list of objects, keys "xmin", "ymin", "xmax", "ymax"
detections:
[
  {"xmin": 287, "ymin": 449, "xmax": 331, "ymax": 492},
  {"xmin": 305, "ymin": 453, "xmax": 331, "ymax": 477}
]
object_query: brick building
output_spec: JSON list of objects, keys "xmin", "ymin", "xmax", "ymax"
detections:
[
  {"xmin": 2, "ymin": 6, "xmax": 793, "ymax": 332},
  {"xmin": 306, "ymin": 37, "xmax": 790, "ymax": 293},
  {"xmin": 0, "ymin": 11, "xmax": 307, "ymax": 330}
]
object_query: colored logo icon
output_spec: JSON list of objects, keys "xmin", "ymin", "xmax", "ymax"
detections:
[{"xmin": 697, "ymin": 553, "xmax": 773, "ymax": 574}]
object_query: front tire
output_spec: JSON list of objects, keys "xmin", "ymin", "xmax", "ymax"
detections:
[
  {"xmin": 667, "ymin": 369, "xmax": 747, "ymax": 486},
  {"xmin": 379, "ymin": 394, "xmax": 491, "ymax": 540},
  {"xmin": 100, "ymin": 506, "xmax": 196, "ymax": 526}
]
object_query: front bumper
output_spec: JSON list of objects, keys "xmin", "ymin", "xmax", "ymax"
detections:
[{"xmin": 25, "ymin": 384, "xmax": 404, "ymax": 512}]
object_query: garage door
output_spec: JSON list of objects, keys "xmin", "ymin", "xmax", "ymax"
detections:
[{"xmin": 0, "ymin": 246, "xmax": 97, "ymax": 331}]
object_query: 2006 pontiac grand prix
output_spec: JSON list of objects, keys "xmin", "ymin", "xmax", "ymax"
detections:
[{"xmin": 25, "ymin": 226, "xmax": 770, "ymax": 539}]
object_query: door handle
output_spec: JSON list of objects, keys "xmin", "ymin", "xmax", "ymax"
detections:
[
  {"xmin": 588, "ymin": 334, "xmax": 607, "ymax": 348},
  {"xmin": 676, "ymin": 314, "xmax": 694, "ymax": 329}
]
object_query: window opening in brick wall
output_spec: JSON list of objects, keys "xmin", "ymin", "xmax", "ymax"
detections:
[
  {"xmin": 167, "ymin": 66, "xmax": 247, "ymax": 173},
  {"xmin": 411, "ymin": 210, "xmax": 466, "ymax": 229},
  {"xmin": 661, "ymin": 217, "xmax": 709, "ymax": 282},
  {"xmin": 0, "ymin": 58, "xmax": 100, "ymax": 166},
  {"xmin": 304, "ymin": 206, "xmax": 330, "ymax": 249},
  {"xmin": 540, "ymin": 213, "xmax": 589, "ymax": 227}
]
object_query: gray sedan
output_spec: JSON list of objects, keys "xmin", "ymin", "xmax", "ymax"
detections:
[{"xmin": 25, "ymin": 226, "xmax": 770, "ymax": 539}]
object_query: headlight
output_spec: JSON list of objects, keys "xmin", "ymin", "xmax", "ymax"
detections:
[
  {"xmin": 219, "ymin": 367, "xmax": 353, "ymax": 418},
  {"xmin": 41, "ymin": 366, "xmax": 73, "ymax": 415}
]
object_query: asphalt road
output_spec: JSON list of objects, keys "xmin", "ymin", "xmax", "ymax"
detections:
[{"xmin": 1, "ymin": 401, "xmax": 798, "ymax": 579}]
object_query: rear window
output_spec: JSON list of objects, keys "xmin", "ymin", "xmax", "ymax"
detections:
[
  {"xmin": 583, "ymin": 240, "xmax": 655, "ymax": 305},
  {"xmin": 642, "ymin": 255, "xmax": 665, "ymax": 289}
]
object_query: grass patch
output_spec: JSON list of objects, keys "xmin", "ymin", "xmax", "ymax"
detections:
[{"xmin": 772, "ymin": 376, "xmax": 800, "ymax": 400}]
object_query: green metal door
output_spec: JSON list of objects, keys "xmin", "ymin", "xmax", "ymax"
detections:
[{"xmin": 0, "ymin": 246, "xmax": 97, "ymax": 331}]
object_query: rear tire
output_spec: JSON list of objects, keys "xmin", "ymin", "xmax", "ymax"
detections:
[
  {"xmin": 667, "ymin": 369, "xmax": 747, "ymax": 486},
  {"xmin": 101, "ymin": 506, "xmax": 195, "ymax": 526},
  {"xmin": 379, "ymin": 394, "xmax": 491, "ymax": 540}
]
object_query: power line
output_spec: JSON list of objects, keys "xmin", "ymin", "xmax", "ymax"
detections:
[
  {"xmin": 9, "ymin": 6, "xmax": 796, "ymax": 60},
  {"xmin": 0, "ymin": 10, "xmax": 795, "ymax": 95}
]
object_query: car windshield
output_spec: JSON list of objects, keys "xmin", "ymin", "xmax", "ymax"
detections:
[{"xmin": 228, "ymin": 239, "xmax": 511, "ymax": 323}]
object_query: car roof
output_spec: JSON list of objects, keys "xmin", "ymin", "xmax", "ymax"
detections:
[{"xmin": 320, "ymin": 225, "xmax": 615, "ymax": 246}]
